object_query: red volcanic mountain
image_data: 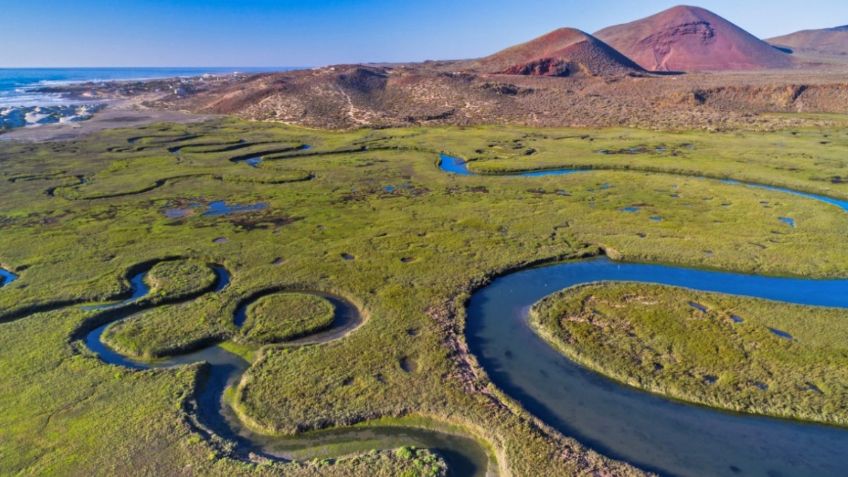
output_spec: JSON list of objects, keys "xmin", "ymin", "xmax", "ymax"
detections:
[
  {"xmin": 468, "ymin": 27, "xmax": 645, "ymax": 77},
  {"xmin": 594, "ymin": 5, "xmax": 793, "ymax": 72},
  {"xmin": 769, "ymin": 26, "xmax": 848, "ymax": 56}
]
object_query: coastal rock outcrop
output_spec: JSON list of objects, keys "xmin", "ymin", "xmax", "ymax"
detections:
[{"xmin": 0, "ymin": 104, "xmax": 104, "ymax": 131}]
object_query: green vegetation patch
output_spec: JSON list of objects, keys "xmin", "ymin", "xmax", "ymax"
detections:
[
  {"xmin": 103, "ymin": 293, "xmax": 235, "ymax": 359},
  {"xmin": 532, "ymin": 282, "xmax": 848, "ymax": 425},
  {"xmin": 146, "ymin": 259, "xmax": 217, "ymax": 302},
  {"xmin": 221, "ymin": 168, "xmax": 313, "ymax": 185},
  {"xmin": 8, "ymin": 118, "xmax": 848, "ymax": 476},
  {"xmin": 395, "ymin": 447, "xmax": 447, "ymax": 477},
  {"xmin": 305, "ymin": 447, "xmax": 447, "ymax": 477},
  {"xmin": 241, "ymin": 293, "xmax": 335, "ymax": 344},
  {"xmin": 54, "ymin": 156, "xmax": 183, "ymax": 200}
]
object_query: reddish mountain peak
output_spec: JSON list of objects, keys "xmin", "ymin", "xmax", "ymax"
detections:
[
  {"xmin": 595, "ymin": 5, "xmax": 793, "ymax": 71},
  {"xmin": 660, "ymin": 5, "xmax": 713, "ymax": 18},
  {"xmin": 530, "ymin": 27, "xmax": 594, "ymax": 45},
  {"xmin": 641, "ymin": 5, "xmax": 696, "ymax": 21},
  {"xmin": 470, "ymin": 27, "xmax": 644, "ymax": 77}
]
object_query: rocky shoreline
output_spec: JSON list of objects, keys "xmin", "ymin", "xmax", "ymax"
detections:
[
  {"xmin": 0, "ymin": 72, "xmax": 254, "ymax": 134},
  {"xmin": 34, "ymin": 73, "xmax": 252, "ymax": 103},
  {"xmin": 0, "ymin": 104, "xmax": 106, "ymax": 131}
]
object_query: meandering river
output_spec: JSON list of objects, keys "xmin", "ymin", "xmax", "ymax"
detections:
[
  {"xmin": 71, "ymin": 262, "xmax": 489, "ymax": 477},
  {"xmin": 441, "ymin": 153, "xmax": 848, "ymax": 476},
  {"xmin": 467, "ymin": 258, "xmax": 848, "ymax": 477}
]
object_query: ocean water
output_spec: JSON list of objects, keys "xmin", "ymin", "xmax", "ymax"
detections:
[
  {"xmin": 0, "ymin": 67, "xmax": 295, "ymax": 131},
  {"xmin": 0, "ymin": 67, "xmax": 293, "ymax": 107}
]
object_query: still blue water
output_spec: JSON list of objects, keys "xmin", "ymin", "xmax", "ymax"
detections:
[
  {"xmin": 0, "ymin": 268, "xmax": 18, "ymax": 287},
  {"xmin": 203, "ymin": 201, "xmax": 268, "ymax": 217}
]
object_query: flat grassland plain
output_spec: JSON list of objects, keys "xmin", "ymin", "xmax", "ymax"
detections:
[{"xmin": 3, "ymin": 117, "xmax": 848, "ymax": 476}]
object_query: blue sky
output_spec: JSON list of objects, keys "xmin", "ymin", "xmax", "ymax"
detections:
[{"xmin": 3, "ymin": 0, "xmax": 847, "ymax": 67}]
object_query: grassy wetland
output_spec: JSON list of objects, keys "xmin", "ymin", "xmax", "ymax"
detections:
[
  {"xmin": 4, "ymin": 117, "xmax": 848, "ymax": 475},
  {"xmin": 531, "ymin": 282, "xmax": 848, "ymax": 426}
]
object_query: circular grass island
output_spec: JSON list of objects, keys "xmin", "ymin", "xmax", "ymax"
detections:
[
  {"xmin": 530, "ymin": 281, "xmax": 848, "ymax": 426},
  {"xmin": 145, "ymin": 259, "xmax": 217, "ymax": 302},
  {"xmin": 241, "ymin": 292, "xmax": 335, "ymax": 344}
]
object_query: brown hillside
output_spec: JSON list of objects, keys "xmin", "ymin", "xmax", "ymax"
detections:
[{"xmin": 151, "ymin": 63, "xmax": 848, "ymax": 131}]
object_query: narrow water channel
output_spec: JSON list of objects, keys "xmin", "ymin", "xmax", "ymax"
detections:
[
  {"xmin": 467, "ymin": 257, "xmax": 848, "ymax": 476},
  {"xmin": 72, "ymin": 262, "xmax": 490, "ymax": 476},
  {"xmin": 439, "ymin": 154, "xmax": 848, "ymax": 215}
]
